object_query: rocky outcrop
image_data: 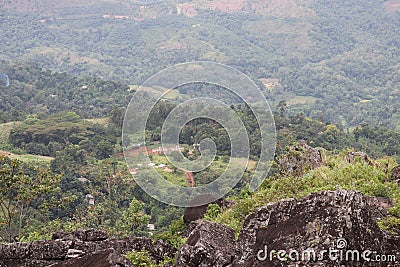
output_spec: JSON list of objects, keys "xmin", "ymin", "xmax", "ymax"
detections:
[
  {"xmin": 392, "ymin": 166, "xmax": 400, "ymax": 186},
  {"xmin": 176, "ymin": 221, "xmax": 236, "ymax": 267},
  {"xmin": 233, "ymin": 190, "xmax": 399, "ymax": 266},
  {"xmin": 366, "ymin": 196, "xmax": 394, "ymax": 220},
  {"xmin": 279, "ymin": 141, "xmax": 323, "ymax": 176},
  {"xmin": 176, "ymin": 190, "xmax": 400, "ymax": 267},
  {"xmin": 183, "ymin": 194, "xmax": 234, "ymax": 225},
  {"xmin": 2, "ymin": 191, "xmax": 399, "ymax": 267},
  {"xmin": 51, "ymin": 248, "xmax": 133, "ymax": 267},
  {"xmin": 0, "ymin": 229, "xmax": 176, "ymax": 267}
]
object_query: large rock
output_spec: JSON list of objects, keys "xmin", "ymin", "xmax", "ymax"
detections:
[
  {"xmin": 52, "ymin": 229, "xmax": 109, "ymax": 242},
  {"xmin": 0, "ymin": 240, "xmax": 72, "ymax": 266},
  {"xmin": 392, "ymin": 166, "xmax": 400, "ymax": 186},
  {"xmin": 279, "ymin": 141, "xmax": 323, "ymax": 176},
  {"xmin": 50, "ymin": 248, "xmax": 133, "ymax": 267},
  {"xmin": 0, "ymin": 230, "xmax": 176, "ymax": 267},
  {"xmin": 232, "ymin": 190, "xmax": 400, "ymax": 266},
  {"xmin": 176, "ymin": 220, "xmax": 236, "ymax": 267},
  {"xmin": 183, "ymin": 194, "xmax": 234, "ymax": 225}
]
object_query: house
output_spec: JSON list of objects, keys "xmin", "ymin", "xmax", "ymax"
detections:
[
  {"xmin": 259, "ymin": 78, "xmax": 280, "ymax": 88},
  {"xmin": 86, "ymin": 194, "xmax": 95, "ymax": 205}
]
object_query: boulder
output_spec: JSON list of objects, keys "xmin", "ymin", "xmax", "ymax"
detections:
[
  {"xmin": 52, "ymin": 229, "xmax": 109, "ymax": 242},
  {"xmin": 0, "ymin": 230, "xmax": 176, "ymax": 267},
  {"xmin": 50, "ymin": 248, "xmax": 133, "ymax": 267},
  {"xmin": 183, "ymin": 194, "xmax": 234, "ymax": 225},
  {"xmin": 176, "ymin": 220, "xmax": 236, "ymax": 267},
  {"xmin": 392, "ymin": 166, "xmax": 400, "ymax": 185},
  {"xmin": 232, "ymin": 190, "xmax": 400, "ymax": 266},
  {"xmin": 279, "ymin": 141, "xmax": 323, "ymax": 176}
]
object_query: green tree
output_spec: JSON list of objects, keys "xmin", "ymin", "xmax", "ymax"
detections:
[
  {"xmin": 0, "ymin": 156, "xmax": 62, "ymax": 242},
  {"xmin": 115, "ymin": 198, "xmax": 150, "ymax": 238}
]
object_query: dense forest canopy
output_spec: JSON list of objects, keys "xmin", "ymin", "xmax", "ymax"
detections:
[{"xmin": 0, "ymin": 0, "xmax": 399, "ymax": 127}]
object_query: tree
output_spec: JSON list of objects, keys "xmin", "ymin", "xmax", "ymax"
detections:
[
  {"xmin": 109, "ymin": 106, "xmax": 126, "ymax": 129},
  {"xmin": 0, "ymin": 156, "xmax": 62, "ymax": 242},
  {"xmin": 95, "ymin": 140, "xmax": 114, "ymax": 160},
  {"xmin": 115, "ymin": 198, "xmax": 150, "ymax": 238},
  {"xmin": 277, "ymin": 100, "xmax": 287, "ymax": 117}
]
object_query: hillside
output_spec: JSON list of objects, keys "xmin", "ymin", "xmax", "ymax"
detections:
[
  {"xmin": 0, "ymin": 0, "xmax": 399, "ymax": 128},
  {"xmin": 0, "ymin": 1, "xmax": 398, "ymax": 266}
]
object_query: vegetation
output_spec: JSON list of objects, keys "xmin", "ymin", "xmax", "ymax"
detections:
[
  {"xmin": 0, "ymin": 1, "xmax": 399, "ymax": 266},
  {"xmin": 0, "ymin": 0, "xmax": 399, "ymax": 127},
  {"xmin": 212, "ymin": 152, "xmax": 400, "ymax": 235},
  {"xmin": 0, "ymin": 156, "xmax": 63, "ymax": 242}
]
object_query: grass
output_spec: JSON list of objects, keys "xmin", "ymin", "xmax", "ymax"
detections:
[
  {"xmin": 129, "ymin": 85, "xmax": 185, "ymax": 100},
  {"xmin": 212, "ymin": 152, "xmax": 400, "ymax": 234},
  {"xmin": 0, "ymin": 122, "xmax": 54, "ymax": 164},
  {"xmin": 85, "ymin": 117, "xmax": 110, "ymax": 125},
  {"xmin": 287, "ymin": 96, "xmax": 318, "ymax": 106},
  {"xmin": 0, "ymin": 121, "xmax": 21, "ymax": 147},
  {"xmin": 8, "ymin": 153, "xmax": 53, "ymax": 164}
]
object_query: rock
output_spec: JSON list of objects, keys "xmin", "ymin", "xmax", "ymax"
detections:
[
  {"xmin": 232, "ymin": 190, "xmax": 400, "ymax": 266},
  {"xmin": 0, "ymin": 240, "xmax": 72, "ymax": 261},
  {"xmin": 184, "ymin": 205, "xmax": 208, "ymax": 225},
  {"xmin": 176, "ymin": 220, "xmax": 236, "ymax": 267},
  {"xmin": 366, "ymin": 196, "xmax": 394, "ymax": 220},
  {"xmin": 66, "ymin": 249, "xmax": 84, "ymax": 259},
  {"xmin": 50, "ymin": 248, "xmax": 133, "ymax": 267},
  {"xmin": 52, "ymin": 229, "xmax": 109, "ymax": 242},
  {"xmin": 392, "ymin": 166, "xmax": 400, "ymax": 185},
  {"xmin": 183, "ymin": 194, "xmax": 235, "ymax": 225},
  {"xmin": 279, "ymin": 141, "xmax": 323, "ymax": 176},
  {"xmin": 0, "ymin": 230, "xmax": 176, "ymax": 267}
]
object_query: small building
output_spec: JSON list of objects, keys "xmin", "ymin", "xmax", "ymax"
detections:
[
  {"xmin": 86, "ymin": 194, "xmax": 95, "ymax": 205},
  {"xmin": 259, "ymin": 78, "xmax": 280, "ymax": 88},
  {"xmin": 77, "ymin": 177, "xmax": 89, "ymax": 183}
]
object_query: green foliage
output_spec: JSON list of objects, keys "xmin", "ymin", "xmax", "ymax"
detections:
[
  {"xmin": 0, "ymin": 156, "xmax": 63, "ymax": 242},
  {"xmin": 213, "ymin": 153, "xmax": 400, "ymax": 234},
  {"xmin": 125, "ymin": 250, "xmax": 176, "ymax": 267},
  {"xmin": 377, "ymin": 217, "xmax": 400, "ymax": 235},
  {"xmin": 0, "ymin": 62, "xmax": 131, "ymax": 123},
  {"xmin": 9, "ymin": 112, "xmax": 117, "ymax": 159},
  {"xmin": 153, "ymin": 218, "xmax": 186, "ymax": 249},
  {"xmin": 125, "ymin": 250, "xmax": 154, "ymax": 267},
  {"xmin": 115, "ymin": 198, "xmax": 150, "ymax": 238},
  {"xmin": 204, "ymin": 203, "xmax": 222, "ymax": 221}
]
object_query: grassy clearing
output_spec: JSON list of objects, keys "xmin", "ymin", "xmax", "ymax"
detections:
[
  {"xmin": 0, "ymin": 121, "xmax": 21, "ymax": 147},
  {"xmin": 9, "ymin": 153, "xmax": 53, "ymax": 164},
  {"xmin": 287, "ymin": 95, "xmax": 318, "ymax": 106},
  {"xmin": 84, "ymin": 117, "xmax": 110, "ymax": 125},
  {"xmin": 0, "ymin": 122, "xmax": 53, "ymax": 164}
]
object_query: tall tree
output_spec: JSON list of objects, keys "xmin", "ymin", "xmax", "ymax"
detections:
[{"xmin": 0, "ymin": 156, "xmax": 62, "ymax": 242}]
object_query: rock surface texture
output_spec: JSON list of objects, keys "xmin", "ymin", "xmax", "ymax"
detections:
[
  {"xmin": 1, "ymin": 191, "xmax": 399, "ymax": 267},
  {"xmin": 279, "ymin": 141, "xmax": 323, "ymax": 176},
  {"xmin": 392, "ymin": 165, "xmax": 400, "ymax": 186},
  {"xmin": 0, "ymin": 229, "xmax": 176, "ymax": 267},
  {"xmin": 176, "ymin": 221, "xmax": 236, "ymax": 267},
  {"xmin": 177, "ymin": 190, "xmax": 400, "ymax": 267}
]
